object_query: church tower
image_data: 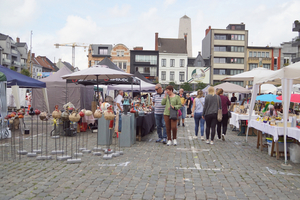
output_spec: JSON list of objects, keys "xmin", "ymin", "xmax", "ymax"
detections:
[{"xmin": 178, "ymin": 15, "xmax": 192, "ymax": 57}]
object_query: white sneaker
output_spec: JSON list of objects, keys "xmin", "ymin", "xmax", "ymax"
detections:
[
  {"xmin": 167, "ymin": 140, "xmax": 172, "ymax": 146},
  {"xmin": 206, "ymin": 140, "xmax": 210, "ymax": 144},
  {"xmin": 200, "ymin": 136, "xmax": 205, "ymax": 141},
  {"xmin": 173, "ymin": 139, "xmax": 177, "ymax": 146},
  {"xmin": 222, "ymin": 134, "xmax": 225, "ymax": 141},
  {"xmin": 210, "ymin": 141, "xmax": 214, "ymax": 145},
  {"xmin": 193, "ymin": 136, "xmax": 198, "ymax": 139}
]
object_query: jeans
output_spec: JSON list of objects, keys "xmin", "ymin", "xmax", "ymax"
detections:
[
  {"xmin": 179, "ymin": 106, "xmax": 186, "ymax": 119},
  {"xmin": 205, "ymin": 113, "xmax": 217, "ymax": 141},
  {"xmin": 217, "ymin": 113, "xmax": 229, "ymax": 138},
  {"xmin": 155, "ymin": 114, "xmax": 167, "ymax": 139},
  {"xmin": 194, "ymin": 112, "xmax": 205, "ymax": 136},
  {"xmin": 114, "ymin": 112, "xmax": 122, "ymax": 132}
]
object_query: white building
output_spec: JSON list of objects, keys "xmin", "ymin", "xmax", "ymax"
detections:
[{"xmin": 155, "ymin": 33, "xmax": 188, "ymax": 86}]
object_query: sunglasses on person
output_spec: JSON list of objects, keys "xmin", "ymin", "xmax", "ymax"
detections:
[{"xmin": 155, "ymin": 87, "xmax": 161, "ymax": 91}]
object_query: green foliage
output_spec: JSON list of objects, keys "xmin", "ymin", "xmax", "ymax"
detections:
[
  {"xmin": 21, "ymin": 69, "xmax": 31, "ymax": 77},
  {"xmin": 180, "ymin": 82, "xmax": 193, "ymax": 91},
  {"xmin": 10, "ymin": 66, "xmax": 17, "ymax": 71},
  {"xmin": 168, "ymin": 82, "xmax": 177, "ymax": 87},
  {"xmin": 212, "ymin": 82, "xmax": 222, "ymax": 86},
  {"xmin": 196, "ymin": 82, "xmax": 207, "ymax": 90}
]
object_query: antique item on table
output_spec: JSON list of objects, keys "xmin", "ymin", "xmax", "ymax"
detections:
[
  {"xmin": 104, "ymin": 106, "xmax": 115, "ymax": 129},
  {"xmin": 123, "ymin": 96, "xmax": 130, "ymax": 115},
  {"xmin": 85, "ymin": 110, "xmax": 93, "ymax": 116},
  {"xmin": 94, "ymin": 106, "xmax": 103, "ymax": 118},
  {"xmin": 52, "ymin": 105, "xmax": 62, "ymax": 119},
  {"xmin": 29, "ymin": 107, "xmax": 35, "ymax": 116},
  {"xmin": 79, "ymin": 111, "xmax": 85, "ymax": 117},
  {"xmin": 100, "ymin": 102, "xmax": 110, "ymax": 111},
  {"xmin": 262, "ymin": 116, "xmax": 269, "ymax": 123},
  {"xmin": 63, "ymin": 102, "xmax": 75, "ymax": 111},
  {"xmin": 61, "ymin": 108, "xmax": 70, "ymax": 121},
  {"xmin": 39, "ymin": 112, "xmax": 48, "ymax": 121},
  {"xmin": 69, "ymin": 109, "xmax": 81, "ymax": 122}
]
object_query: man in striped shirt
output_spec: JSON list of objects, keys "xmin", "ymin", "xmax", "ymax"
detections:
[{"xmin": 153, "ymin": 84, "xmax": 167, "ymax": 144}]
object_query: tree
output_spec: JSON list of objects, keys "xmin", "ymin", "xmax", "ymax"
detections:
[
  {"xmin": 196, "ymin": 82, "xmax": 207, "ymax": 90},
  {"xmin": 21, "ymin": 69, "xmax": 31, "ymax": 77},
  {"xmin": 212, "ymin": 82, "xmax": 222, "ymax": 86},
  {"xmin": 181, "ymin": 82, "xmax": 192, "ymax": 91},
  {"xmin": 168, "ymin": 82, "xmax": 177, "ymax": 87},
  {"xmin": 10, "ymin": 66, "xmax": 17, "ymax": 71}
]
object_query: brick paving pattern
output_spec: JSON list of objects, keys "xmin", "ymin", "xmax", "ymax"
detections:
[{"xmin": 0, "ymin": 117, "xmax": 300, "ymax": 199}]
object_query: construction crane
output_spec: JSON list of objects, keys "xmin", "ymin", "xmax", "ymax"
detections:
[{"xmin": 54, "ymin": 43, "xmax": 88, "ymax": 68}]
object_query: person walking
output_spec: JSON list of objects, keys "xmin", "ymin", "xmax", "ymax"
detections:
[
  {"xmin": 203, "ymin": 86, "xmax": 221, "ymax": 145},
  {"xmin": 186, "ymin": 93, "xmax": 192, "ymax": 118},
  {"xmin": 191, "ymin": 90, "xmax": 205, "ymax": 140},
  {"xmin": 216, "ymin": 89, "xmax": 231, "ymax": 141},
  {"xmin": 178, "ymin": 88, "xmax": 187, "ymax": 126},
  {"xmin": 231, "ymin": 93, "xmax": 237, "ymax": 102},
  {"xmin": 161, "ymin": 85, "xmax": 182, "ymax": 146},
  {"xmin": 153, "ymin": 84, "xmax": 167, "ymax": 144}
]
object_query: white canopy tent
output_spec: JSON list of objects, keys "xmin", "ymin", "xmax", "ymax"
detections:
[
  {"xmin": 106, "ymin": 78, "xmax": 155, "ymax": 92},
  {"xmin": 222, "ymin": 67, "xmax": 273, "ymax": 82},
  {"xmin": 259, "ymin": 84, "xmax": 278, "ymax": 94},
  {"xmin": 213, "ymin": 82, "xmax": 250, "ymax": 93},
  {"xmin": 247, "ymin": 62, "xmax": 300, "ymax": 165}
]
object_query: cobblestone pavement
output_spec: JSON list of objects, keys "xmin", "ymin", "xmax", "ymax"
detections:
[{"xmin": 1, "ymin": 117, "xmax": 300, "ymax": 200}]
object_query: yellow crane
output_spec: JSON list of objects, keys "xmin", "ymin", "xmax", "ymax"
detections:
[{"xmin": 54, "ymin": 43, "xmax": 88, "ymax": 68}]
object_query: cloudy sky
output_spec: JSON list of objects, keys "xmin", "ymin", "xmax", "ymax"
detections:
[{"xmin": 0, "ymin": 0, "xmax": 299, "ymax": 70}]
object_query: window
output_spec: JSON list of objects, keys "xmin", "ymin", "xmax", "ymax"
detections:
[
  {"xmin": 98, "ymin": 47, "xmax": 108, "ymax": 55},
  {"xmin": 197, "ymin": 61, "xmax": 202, "ymax": 66},
  {"xmin": 230, "ymin": 46, "xmax": 244, "ymax": 52},
  {"xmin": 263, "ymin": 64, "xmax": 270, "ymax": 69},
  {"xmin": 257, "ymin": 52, "xmax": 261, "ymax": 57},
  {"xmin": 231, "ymin": 34, "xmax": 245, "ymax": 40},
  {"xmin": 214, "ymin": 46, "xmax": 226, "ymax": 51},
  {"xmin": 230, "ymin": 81, "xmax": 244, "ymax": 86},
  {"xmin": 118, "ymin": 62, "xmax": 122, "ymax": 69},
  {"xmin": 253, "ymin": 52, "xmax": 257, "ymax": 57},
  {"xmin": 266, "ymin": 52, "xmax": 270, "ymax": 58},
  {"xmin": 170, "ymin": 71, "xmax": 175, "ymax": 81},
  {"xmin": 230, "ymin": 58, "xmax": 244, "ymax": 64},
  {"xmin": 229, "ymin": 69, "xmax": 244, "ymax": 75},
  {"xmin": 213, "ymin": 69, "xmax": 226, "ymax": 75},
  {"xmin": 170, "ymin": 59, "xmax": 175, "ymax": 67},
  {"xmin": 117, "ymin": 51, "xmax": 124, "ymax": 57},
  {"xmin": 262, "ymin": 52, "xmax": 265, "ymax": 57},
  {"xmin": 249, "ymin": 51, "xmax": 252, "ymax": 57},
  {"xmin": 214, "ymin": 58, "xmax": 226, "ymax": 63},
  {"xmin": 249, "ymin": 63, "xmax": 258, "ymax": 70},
  {"xmin": 179, "ymin": 72, "xmax": 185, "ymax": 82},
  {"xmin": 161, "ymin": 71, "xmax": 166, "ymax": 80},
  {"xmin": 135, "ymin": 55, "xmax": 157, "ymax": 65},
  {"xmin": 180, "ymin": 59, "xmax": 185, "ymax": 67},
  {"xmin": 161, "ymin": 59, "xmax": 166, "ymax": 67},
  {"xmin": 284, "ymin": 58, "xmax": 290, "ymax": 65},
  {"xmin": 214, "ymin": 34, "xmax": 226, "ymax": 40},
  {"xmin": 123, "ymin": 62, "xmax": 127, "ymax": 70}
]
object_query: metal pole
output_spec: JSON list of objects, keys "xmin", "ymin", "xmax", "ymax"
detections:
[{"xmin": 72, "ymin": 45, "xmax": 75, "ymax": 68}]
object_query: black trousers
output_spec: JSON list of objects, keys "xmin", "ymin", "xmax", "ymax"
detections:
[
  {"xmin": 217, "ymin": 113, "xmax": 229, "ymax": 139},
  {"xmin": 205, "ymin": 113, "xmax": 217, "ymax": 141}
]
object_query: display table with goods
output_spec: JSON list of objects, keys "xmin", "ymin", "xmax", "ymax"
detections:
[{"xmin": 248, "ymin": 117, "xmax": 300, "ymax": 160}]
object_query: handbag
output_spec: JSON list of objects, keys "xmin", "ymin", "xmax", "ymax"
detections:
[
  {"xmin": 228, "ymin": 111, "xmax": 232, "ymax": 118},
  {"xmin": 178, "ymin": 109, "xmax": 182, "ymax": 117},
  {"xmin": 217, "ymin": 95, "xmax": 223, "ymax": 122},
  {"xmin": 168, "ymin": 96, "xmax": 178, "ymax": 120}
]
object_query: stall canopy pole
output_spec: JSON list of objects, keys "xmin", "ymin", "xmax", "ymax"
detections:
[
  {"xmin": 96, "ymin": 75, "xmax": 99, "ymax": 106},
  {"xmin": 246, "ymin": 84, "xmax": 259, "ymax": 142},
  {"xmin": 66, "ymin": 81, "xmax": 68, "ymax": 104}
]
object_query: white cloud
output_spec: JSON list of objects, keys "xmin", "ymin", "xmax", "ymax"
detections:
[
  {"xmin": 164, "ymin": 0, "xmax": 176, "ymax": 6},
  {"xmin": 108, "ymin": 4, "xmax": 131, "ymax": 17},
  {"xmin": 0, "ymin": 0, "xmax": 38, "ymax": 28}
]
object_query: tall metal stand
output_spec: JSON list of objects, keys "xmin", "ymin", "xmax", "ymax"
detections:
[
  {"xmin": 27, "ymin": 116, "xmax": 36, "ymax": 157},
  {"xmin": 17, "ymin": 118, "xmax": 27, "ymax": 156},
  {"xmin": 33, "ymin": 115, "xmax": 41, "ymax": 154}
]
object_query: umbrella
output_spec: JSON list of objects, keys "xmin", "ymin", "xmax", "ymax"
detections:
[
  {"xmin": 61, "ymin": 65, "xmax": 133, "ymax": 105},
  {"xmin": 276, "ymin": 94, "xmax": 300, "ymax": 103},
  {"xmin": 256, "ymin": 94, "xmax": 282, "ymax": 103}
]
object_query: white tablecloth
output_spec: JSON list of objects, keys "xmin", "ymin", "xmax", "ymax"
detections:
[
  {"xmin": 229, "ymin": 112, "xmax": 258, "ymax": 128},
  {"xmin": 248, "ymin": 119, "xmax": 300, "ymax": 142}
]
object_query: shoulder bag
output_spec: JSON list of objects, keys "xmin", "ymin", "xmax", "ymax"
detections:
[
  {"xmin": 217, "ymin": 95, "xmax": 223, "ymax": 122},
  {"xmin": 168, "ymin": 96, "xmax": 178, "ymax": 120}
]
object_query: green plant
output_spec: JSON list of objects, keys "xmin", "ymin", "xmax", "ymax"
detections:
[
  {"xmin": 21, "ymin": 69, "xmax": 31, "ymax": 77},
  {"xmin": 196, "ymin": 82, "xmax": 207, "ymax": 90},
  {"xmin": 10, "ymin": 66, "xmax": 17, "ymax": 71},
  {"xmin": 180, "ymin": 82, "xmax": 193, "ymax": 91}
]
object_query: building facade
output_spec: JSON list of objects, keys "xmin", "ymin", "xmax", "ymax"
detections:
[
  {"xmin": 292, "ymin": 20, "xmax": 300, "ymax": 63},
  {"xmin": 178, "ymin": 15, "xmax": 192, "ymax": 57},
  {"xmin": 155, "ymin": 33, "xmax": 188, "ymax": 86},
  {"xmin": 111, "ymin": 44, "xmax": 130, "ymax": 73},
  {"xmin": 281, "ymin": 41, "xmax": 298, "ymax": 67},
  {"xmin": 202, "ymin": 23, "xmax": 248, "ymax": 86},
  {"xmin": 130, "ymin": 47, "xmax": 159, "ymax": 82},
  {"xmin": 87, "ymin": 44, "xmax": 112, "ymax": 67},
  {"xmin": 187, "ymin": 52, "xmax": 210, "ymax": 86},
  {"xmin": 0, "ymin": 34, "xmax": 28, "ymax": 72},
  {"xmin": 247, "ymin": 46, "xmax": 272, "ymax": 70}
]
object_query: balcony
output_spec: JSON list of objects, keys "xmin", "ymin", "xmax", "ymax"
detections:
[
  {"xmin": 11, "ymin": 49, "xmax": 18, "ymax": 55},
  {"xmin": 248, "ymin": 57, "xmax": 259, "ymax": 61},
  {"xmin": 292, "ymin": 36, "xmax": 300, "ymax": 47},
  {"xmin": 292, "ymin": 52, "xmax": 300, "ymax": 63},
  {"xmin": 12, "ymin": 61, "xmax": 21, "ymax": 66},
  {"xmin": 2, "ymin": 58, "xmax": 11, "ymax": 65},
  {"xmin": 293, "ymin": 21, "xmax": 300, "ymax": 32}
]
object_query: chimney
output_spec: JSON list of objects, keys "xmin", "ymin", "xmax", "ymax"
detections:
[
  {"xmin": 16, "ymin": 37, "xmax": 20, "ymax": 43},
  {"xmin": 198, "ymin": 51, "xmax": 201, "ymax": 55},
  {"xmin": 32, "ymin": 53, "xmax": 35, "ymax": 58},
  {"xmin": 133, "ymin": 47, "xmax": 143, "ymax": 50},
  {"xmin": 205, "ymin": 26, "xmax": 211, "ymax": 36},
  {"xmin": 155, "ymin": 32, "xmax": 158, "ymax": 51}
]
